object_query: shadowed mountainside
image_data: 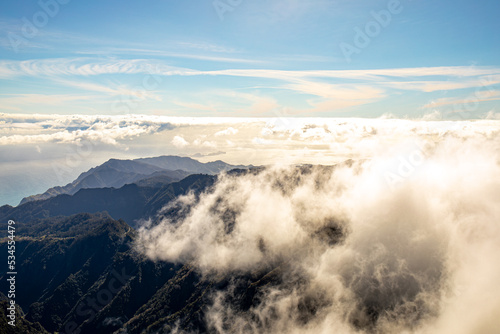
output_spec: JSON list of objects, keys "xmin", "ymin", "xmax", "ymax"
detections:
[
  {"xmin": 1, "ymin": 174, "xmax": 217, "ymax": 228},
  {"xmin": 0, "ymin": 165, "xmax": 354, "ymax": 334},
  {"xmin": 0, "ymin": 211, "xmax": 286, "ymax": 334}
]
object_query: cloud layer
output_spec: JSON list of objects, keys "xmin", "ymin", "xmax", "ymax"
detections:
[
  {"xmin": 137, "ymin": 129, "xmax": 500, "ymax": 333},
  {"xmin": 2, "ymin": 114, "xmax": 500, "ymax": 207},
  {"xmin": 0, "ymin": 113, "xmax": 175, "ymax": 146}
]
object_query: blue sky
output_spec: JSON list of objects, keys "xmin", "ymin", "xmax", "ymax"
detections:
[{"xmin": 1, "ymin": 0, "xmax": 500, "ymax": 118}]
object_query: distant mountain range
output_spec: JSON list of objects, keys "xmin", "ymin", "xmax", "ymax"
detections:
[{"xmin": 20, "ymin": 156, "xmax": 251, "ymax": 205}]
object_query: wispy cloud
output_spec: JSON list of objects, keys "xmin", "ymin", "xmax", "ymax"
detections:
[
  {"xmin": 0, "ymin": 58, "xmax": 173, "ymax": 78},
  {"xmin": 423, "ymin": 90, "xmax": 500, "ymax": 108},
  {"xmin": 1, "ymin": 58, "xmax": 499, "ymax": 116},
  {"xmin": 171, "ymin": 100, "xmax": 217, "ymax": 112},
  {"xmin": 176, "ymin": 42, "xmax": 238, "ymax": 54},
  {"xmin": 382, "ymin": 78, "xmax": 500, "ymax": 93},
  {"xmin": 3, "ymin": 58, "xmax": 500, "ymax": 82},
  {"xmin": 0, "ymin": 93, "xmax": 96, "ymax": 111}
]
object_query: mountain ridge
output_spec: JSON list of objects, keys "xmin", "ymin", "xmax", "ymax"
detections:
[
  {"xmin": 19, "ymin": 156, "xmax": 250, "ymax": 205},
  {"xmin": 2, "ymin": 173, "xmax": 217, "ymax": 228}
]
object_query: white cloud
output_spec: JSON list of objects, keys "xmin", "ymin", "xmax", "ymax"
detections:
[
  {"xmin": 137, "ymin": 131, "xmax": 500, "ymax": 333},
  {"xmin": 0, "ymin": 113, "xmax": 176, "ymax": 146},
  {"xmin": 423, "ymin": 90, "xmax": 500, "ymax": 109},
  {"xmin": 171, "ymin": 135, "xmax": 189, "ymax": 148},
  {"xmin": 193, "ymin": 138, "xmax": 217, "ymax": 148},
  {"xmin": 0, "ymin": 94, "xmax": 96, "ymax": 111},
  {"xmin": 2, "ymin": 113, "xmax": 500, "ymax": 168},
  {"xmin": 215, "ymin": 127, "xmax": 239, "ymax": 136},
  {"xmin": 252, "ymin": 137, "xmax": 274, "ymax": 145},
  {"xmin": 2, "ymin": 58, "xmax": 499, "ymax": 93},
  {"xmin": 383, "ymin": 79, "xmax": 500, "ymax": 93},
  {"xmin": 287, "ymin": 82, "xmax": 383, "ymax": 100},
  {"xmin": 2, "ymin": 113, "xmax": 498, "ymax": 143}
]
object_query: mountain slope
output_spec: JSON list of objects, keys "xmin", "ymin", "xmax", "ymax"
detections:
[
  {"xmin": 0, "ymin": 213, "xmax": 205, "ymax": 333},
  {"xmin": 0, "ymin": 300, "xmax": 49, "ymax": 334},
  {"xmin": 0, "ymin": 211, "xmax": 284, "ymax": 334},
  {"xmin": 1, "ymin": 174, "xmax": 217, "ymax": 228},
  {"xmin": 0, "ymin": 165, "xmax": 343, "ymax": 334},
  {"xmin": 19, "ymin": 156, "xmax": 249, "ymax": 205},
  {"xmin": 136, "ymin": 155, "xmax": 251, "ymax": 174}
]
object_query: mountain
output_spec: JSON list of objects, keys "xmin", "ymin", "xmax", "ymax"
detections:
[
  {"xmin": 0, "ymin": 213, "xmax": 143, "ymax": 333},
  {"xmin": 0, "ymin": 165, "xmax": 345, "ymax": 333},
  {"xmin": 0, "ymin": 300, "xmax": 49, "ymax": 333},
  {"xmin": 19, "ymin": 156, "xmax": 249, "ymax": 205},
  {"xmin": 1, "ymin": 174, "xmax": 217, "ymax": 228},
  {"xmin": 1, "ymin": 165, "xmax": 333, "ymax": 228},
  {"xmin": 0, "ymin": 212, "xmax": 279, "ymax": 334},
  {"xmin": 136, "ymin": 156, "xmax": 251, "ymax": 174}
]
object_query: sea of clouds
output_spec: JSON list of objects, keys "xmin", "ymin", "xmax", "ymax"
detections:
[
  {"xmin": 137, "ymin": 126, "xmax": 500, "ymax": 333},
  {"xmin": 2, "ymin": 113, "xmax": 500, "ymax": 331}
]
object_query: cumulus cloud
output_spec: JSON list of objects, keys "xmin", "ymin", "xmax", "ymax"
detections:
[
  {"xmin": 215, "ymin": 127, "xmax": 239, "ymax": 136},
  {"xmin": 171, "ymin": 135, "xmax": 189, "ymax": 148},
  {"xmin": 137, "ymin": 129, "xmax": 500, "ymax": 333},
  {"xmin": 193, "ymin": 138, "xmax": 217, "ymax": 148}
]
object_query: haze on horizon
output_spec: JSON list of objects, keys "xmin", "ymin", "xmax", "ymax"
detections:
[{"xmin": 0, "ymin": 115, "xmax": 499, "ymax": 206}]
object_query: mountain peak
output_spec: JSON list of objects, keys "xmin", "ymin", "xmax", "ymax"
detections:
[{"xmin": 19, "ymin": 155, "xmax": 251, "ymax": 205}]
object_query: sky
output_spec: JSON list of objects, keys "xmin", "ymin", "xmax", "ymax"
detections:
[{"xmin": 0, "ymin": 0, "xmax": 499, "ymax": 118}]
